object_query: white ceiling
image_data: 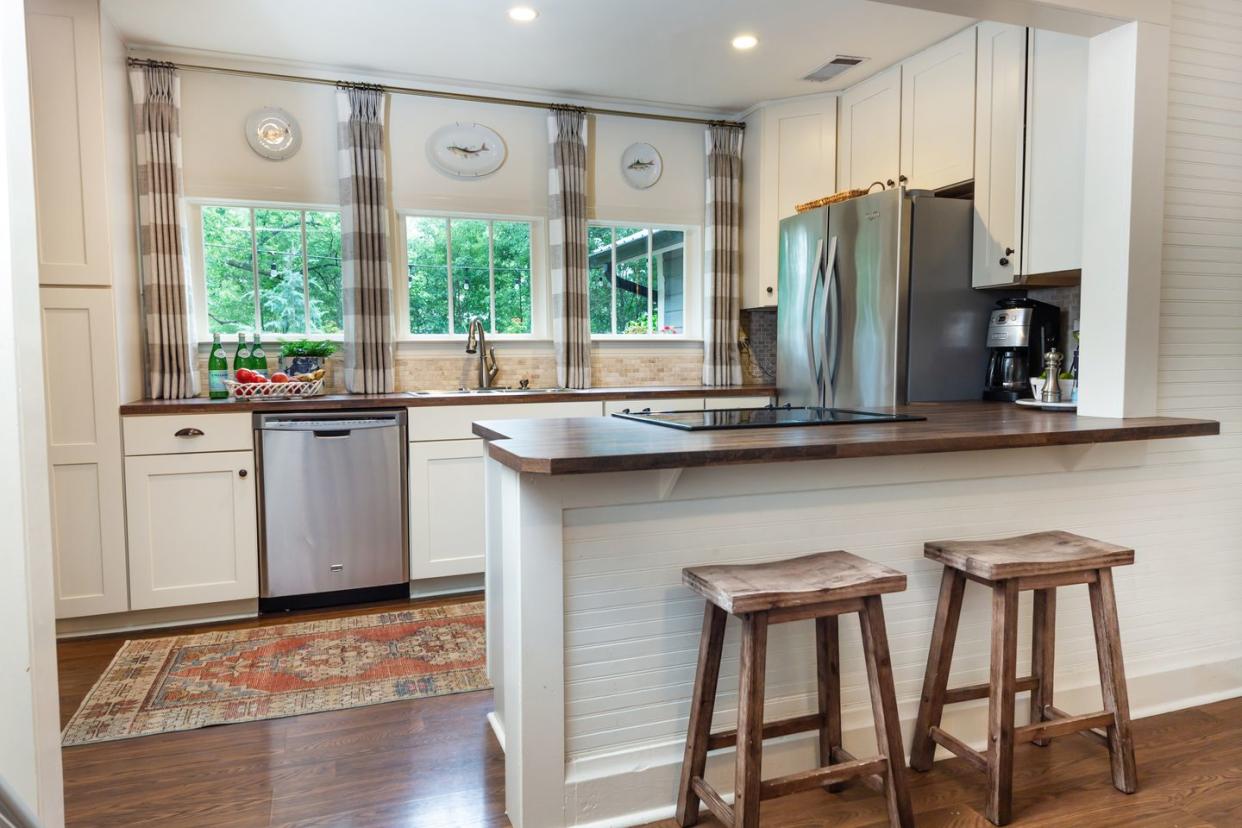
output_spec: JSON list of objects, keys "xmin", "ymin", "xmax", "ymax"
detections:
[{"xmin": 102, "ymin": 0, "xmax": 974, "ymax": 115}]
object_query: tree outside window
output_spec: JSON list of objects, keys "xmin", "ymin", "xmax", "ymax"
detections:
[
  {"xmin": 587, "ymin": 224, "xmax": 685, "ymax": 335},
  {"xmin": 201, "ymin": 205, "xmax": 342, "ymax": 335},
  {"xmin": 406, "ymin": 215, "xmax": 533, "ymax": 335}
]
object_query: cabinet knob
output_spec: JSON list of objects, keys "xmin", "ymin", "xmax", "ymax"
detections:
[
  {"xmin": 766, "ymin": 286, "xmax": 774, "ymax": 294},
  {"xmin": 886, "ymin": 179, "xmax": 896, "ymax": 189},
  {"xmin": 898, "ymin": 175, "xmax": 908, "ymax": 185},
  {"xmin": 999, "ymin": 257, "xmax": 1010, "ymax": 267},
  {"xmin": 174, "ymin": 427, "xmax": 204, "ymax": 438},
  {"xmin": 238, "ymin": 469, "xmax": 248, "ymax": 478}
]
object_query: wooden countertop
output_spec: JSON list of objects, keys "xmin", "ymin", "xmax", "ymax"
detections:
[
  {"xmin": 473, "ymin": 401, "xmax": 1220, "ymax": 475},
  {"xmin": 119, "ymin": 385, "xmax": 774, "ymax": 415}
]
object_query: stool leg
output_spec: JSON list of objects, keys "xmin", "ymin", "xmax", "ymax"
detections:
[
  {"xmin": 987, "ymin": 579, "xmax": 1019, "ymax": 826},
  {"xmin": 675, "ymin": 604, "xmax": 728, "ymax": 827},
  {"xmin": 910, "ymin": 568, "xmax": 966, "ymax": 772},
  {"xmin": 734, "ymin": 611, "xmax": 769, "ymax": 828},
  {"xmin": 860, "ymin": 596, "xmax": 916, "ymax": 828},
  {"xmin": 1088, "ymin": 568, "xmax": 1138, "ymax": 794},
  {"xmin": 1030, "ymin": 588, "xmax": 1056, "ymax": 747},
  {"xmin": 815, "ymin": 615, "xmax": 845, "ymax": 793}
]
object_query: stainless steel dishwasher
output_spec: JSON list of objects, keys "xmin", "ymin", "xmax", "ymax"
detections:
[{"xmin": 255, "ymin": 409, "xmax": 409, "ymax": 611}]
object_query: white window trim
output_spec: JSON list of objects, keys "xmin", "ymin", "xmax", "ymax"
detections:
[
  {"xmin": 586, "ymin": 219, "xmax": 702, "ymax": 341},
  {"xmin": 187, "ymin": 197, "xmax": 343, "ymax": 344},
  {"xmin": 396, "ymin": 208, "xmax": 547, "ymax": 342}
]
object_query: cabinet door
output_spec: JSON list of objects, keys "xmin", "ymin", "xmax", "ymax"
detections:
[
  {"xmin": 900, "ymin": 27, "xmax": 976, "ymax": 190},
  {"xmin": 409, "ymin": 440, "xmax": 486, "ymax": 579},
  {"xmin": 837, "ymin": 64, "xmax": 901, "ymax": 191},
  {"xmin": 41, "ymin": 287, "xmax": 128, "ymax": 618},
  {"xmin": 1022, "ymin": 29, "xmax": 1088, "ymax": 276},
  {"xmin": 26, "ymin": 0, "xmax": 112, "ymax": 286},
  {"xmin": 973, "ymin": 22, "xmax": 1028, "ymax": 288},
  {"xmin": 126, "ymin": 451, "xmax": 258, "ymax": 610}
]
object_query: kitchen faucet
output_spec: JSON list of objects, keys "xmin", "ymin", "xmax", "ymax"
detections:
[{"xmin": 465, "ymin": 317, "xmax": 499, "ymax": 389}]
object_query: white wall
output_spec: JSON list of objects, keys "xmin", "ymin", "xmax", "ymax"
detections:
[
  {"xmin": 175, "ymin": 67, "xmax": 707, "ymax": 226},
  {"xmin": 0, "ymin": 0, "xmax": 65, "ymax": 822}
]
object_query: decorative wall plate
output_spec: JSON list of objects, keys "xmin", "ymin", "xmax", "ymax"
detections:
[
  {"xmin": 621, "ymin": 142, "xmax": 662, "ymax": 189},
  {"xmin": 427, "ymin": 122, "xmax": 507, "ymax": 178},
  {"xmin": 245, "ymin": 107, "xmax": 302, "ymax": 161}
]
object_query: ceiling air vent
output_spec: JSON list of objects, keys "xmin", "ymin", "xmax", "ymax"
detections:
[{"xmin": 803, "ymin": 56, "xmax": 868, "ymax": 83}]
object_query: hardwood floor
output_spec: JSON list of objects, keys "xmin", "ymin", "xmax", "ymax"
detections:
[
  {"xmin": 58, "ymin": 594, "xmax": 508, "ymax": 828},
  {"xmin": 60, "ymin": 599, "xmax": 1242, "ymax": 827}
]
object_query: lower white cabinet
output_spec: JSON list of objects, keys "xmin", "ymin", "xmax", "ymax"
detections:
[
  {"xmin": 41, "ymin": 287, "xmax": 129, "ymax": 618},
  {"xmin": 125, "ymin": 450, "xmax": 259, "ymax": 610},
  {"xmin": 409, "ymin": 440, "xmax": 486, "ymax": 579}
]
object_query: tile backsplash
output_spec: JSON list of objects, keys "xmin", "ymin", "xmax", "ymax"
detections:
[{"xmin": 194, "ymin": 343, "xmax": 772, "ymax": 395}]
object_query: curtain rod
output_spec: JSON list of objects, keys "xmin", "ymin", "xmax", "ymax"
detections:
[{"xmin": 126, "ymin": 57, "xmax": 745, "ymax": 129}]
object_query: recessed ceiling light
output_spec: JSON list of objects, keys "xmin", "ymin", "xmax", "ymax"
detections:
[
  {"xmin": 732, "ymin": 34, "xmax": 758, "ymax": 51},
  {"xmin": 508, "ymin": 6, "xmax": 538, "ymax": 22}
]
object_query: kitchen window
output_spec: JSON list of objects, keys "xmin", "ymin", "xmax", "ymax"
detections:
[
  {"xmin": 588, "ymin": 223, "xmax": 690, "ymax": 336},
  {"xmin": 404, "ymin": 214, "xmax": 535, "ymax": 337},
  {"xmin": 197, "ymin": 204, "xmax": 342, "ymax": 336}
]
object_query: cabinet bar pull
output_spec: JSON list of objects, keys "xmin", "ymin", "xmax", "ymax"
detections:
[{"xmin": 174, "ymin": 427, "xmax": 205, "ymax": 438}]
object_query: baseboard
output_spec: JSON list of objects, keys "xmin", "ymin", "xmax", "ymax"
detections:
[
  {"xmin": 487, "ymin": 711, "xmax": 507, "ymax": 752},
  {"xmin": 56, "ymin": 599, "xmax": 259, "ymax": 638},
  {"xmin": 563, "ymin": 649, "xmax": 1242, "ymax": 827},
  {"xmin": 409, "ymin": 573, "xmax": 484, "ymax": 598}
]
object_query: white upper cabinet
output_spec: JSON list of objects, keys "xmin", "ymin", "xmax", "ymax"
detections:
[
  {"xmin": 742, "ymin": 95, "xmax": 837, "ymax": 308},
  {"xmin": 25, "ymin": 0, "xmax": 112, "ymax": 286},
  {"xmin": 836, "ymin": 64, "xmax": 901, "ymax": 191},
  {"xmin": 973, "ymin": 23, "xmax": 1088, "ymax": 287},
  {"xmin": 973, "ymin": 22, "xmax": 1028, "ymax": 287},
  {"xmin": 900, "ymin": 27, "xmax": 977, "ymax": 191}
]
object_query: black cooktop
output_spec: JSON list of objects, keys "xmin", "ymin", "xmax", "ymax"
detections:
[{"xmin": 611, "ymin": 405, "xmax": 926, "ymax": 431}]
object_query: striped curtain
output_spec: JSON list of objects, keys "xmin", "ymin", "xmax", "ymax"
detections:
[
  {"xmin": 336, "ymin": 85, "xmax": 395, "ymax": 393},
  {"xmin": 703, "ymin": 125, "xmax": 744, "ymax": 386},
  {"xmin": 129, "ymin": 62, "xmax": 198, "ymax": 399},
  {"xmin": 548, "ymin": 107, "xmax": 591, "ymax": 389}
]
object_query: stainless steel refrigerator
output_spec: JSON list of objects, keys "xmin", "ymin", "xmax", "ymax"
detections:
[{"xmin": 776, "ymin": 188, "xmax": 997, "ymax": 408}]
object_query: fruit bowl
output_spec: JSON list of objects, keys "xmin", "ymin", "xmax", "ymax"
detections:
[{"xmin": 224, "ymin": 378, "xmax": 324, "ymax": 399}]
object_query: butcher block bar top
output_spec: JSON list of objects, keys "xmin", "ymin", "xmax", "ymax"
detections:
[
  {"xmin": 118, "ymin": 384, "xmax": 774, "ymax": 415},
  {"xmin": 473, "ymin": 401, "xmax": 1219, "ymax": 475}
]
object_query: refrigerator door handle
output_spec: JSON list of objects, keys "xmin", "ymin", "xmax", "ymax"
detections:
[
  {"xmin": 827, "ymin": 236, "xmax": 843, "ymax": 389},
  {"xmin": 806, "ymin": 238, "xmax": 825, "ymax": 405},
  {"xmin": 820, "ymin": 236, "xmax": 839, "ymax": 402}
]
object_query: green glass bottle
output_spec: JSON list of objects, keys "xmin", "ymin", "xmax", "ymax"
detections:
[
  {"xmin": 233, "ymin": 333, "xmax": 252, "ymax": 376},
  {"xmin": 207, "ymin": 333, "xmax": 229, "ymax": 399},
  {"xmin": 249, "ymin": 333, "xmax": 268, "ymax": 377}
]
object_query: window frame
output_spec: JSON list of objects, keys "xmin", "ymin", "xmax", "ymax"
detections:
[
  {"xmin": 187, "ymin": 197, "xmax": 344, "ymax": 343},
  {"xmin": 396, "ymin": 208, "xmax": 547, "ymax": 342},
  {"xmin": 586, "ymin": 219, "xmax": 701, "ymax": 341}
]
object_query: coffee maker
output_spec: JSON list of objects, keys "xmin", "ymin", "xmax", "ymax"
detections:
[{"xmin": 983, "ymin": 298, "xmax": 1061, "ymax": 401}]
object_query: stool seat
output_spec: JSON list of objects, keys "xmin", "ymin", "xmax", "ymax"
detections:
[
  {"xmin": 924, "ymin": 530, "xmax": 1134, "ymax": 581},
  {"xmin": 683, "ymin": 550, "xmax": 907, "ymax": 614}
]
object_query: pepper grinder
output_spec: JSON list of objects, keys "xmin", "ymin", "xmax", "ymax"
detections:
[{"xmin": 1041, "ymin": 348, "xmax": 1064, "ymax": 404}]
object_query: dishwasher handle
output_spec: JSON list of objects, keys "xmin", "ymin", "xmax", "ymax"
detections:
[{"xmin": 312, "ymin": 429, "xmax": 353, "ymax": 439}]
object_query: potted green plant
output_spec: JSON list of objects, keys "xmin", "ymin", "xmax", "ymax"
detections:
[{"xmin": 279, "ymin": 340, "xmax": 336, "ymax": 377}]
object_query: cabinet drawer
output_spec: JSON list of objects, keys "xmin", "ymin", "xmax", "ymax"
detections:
[
  {"xmin": 603, "ymin": 398, "xmax": 704, "ymax": 416},
  {"xmin": 408, "ymin": 401, "xmax": 602, "ymax": 441},
  {"xmin": 123, "ymin": 413, "xmax": 253, "ymax": 456},
  {"xmin": 705, "ymin": 395, "xmax": 772, "ymax": 410}
]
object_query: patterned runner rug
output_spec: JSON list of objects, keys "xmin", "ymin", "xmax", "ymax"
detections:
[{"xmin": 62, "ymin": 601, "xmax": 488, "ymax": 746}]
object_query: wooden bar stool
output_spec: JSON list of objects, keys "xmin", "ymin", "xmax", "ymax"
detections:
[
  {"xmin": 675, "ymin": 550, "xmax": 914, "ymax": 828},
  {"xmin": 909, "ymin": 531, "xmax": 1138, "ymax": 825}
]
